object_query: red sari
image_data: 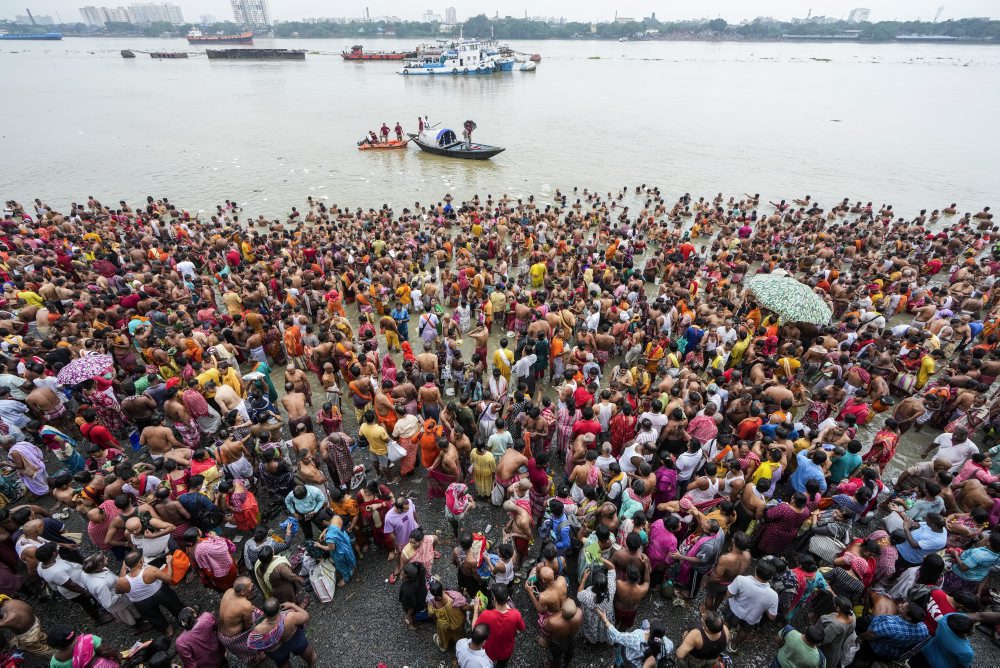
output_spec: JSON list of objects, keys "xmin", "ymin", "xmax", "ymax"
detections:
[
  {"xmin": 357, "ymin": 486, "xmax": 393, "ymax": 549},
  {"xmin": 862, "ymin": 429, "xmax": 899, "ymax": 472}
]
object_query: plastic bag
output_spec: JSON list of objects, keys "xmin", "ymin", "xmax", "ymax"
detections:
[
  {"xmin": 387, "ymin": 439, "xmax": 406, "ymax": 463},
  {"xmin": 280, "ymin": 517, "xmax": 300, "ymax": 537},
  {"xmin": 169, "ymin": 549, "xmax": 190, "ymax": 586},
  {"xmin": 310, "ymin": 560, "xmax": 338, "ymax": 603}
]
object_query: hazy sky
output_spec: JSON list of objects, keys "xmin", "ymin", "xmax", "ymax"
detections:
[{"xmin": 3, "ymin": 0, "xmax": 995, "ymax": 23}]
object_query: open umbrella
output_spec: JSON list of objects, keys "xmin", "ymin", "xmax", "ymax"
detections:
[
  {"xmin": 56, "ymin": 354, "xmax": 114, "ymax": 386},
  {"xmin": 745, "ymin": 274, "xmax": 832, "ymax": 325}
]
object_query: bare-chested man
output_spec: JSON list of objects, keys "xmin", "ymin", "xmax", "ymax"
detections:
[
  {"xmin": 218, "ymin": 577, "xmax": 265, "ymax": 664},
  {"xmin": 139, "ymin": 415, "xmax": 192, "ymax": 466}
]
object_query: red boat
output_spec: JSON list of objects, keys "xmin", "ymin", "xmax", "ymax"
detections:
[
  {"xmin": 187, "ymin": 29, "xmax": 253, "ymax": 45},
  {"xmin": 341, "ymin": 45, "xmax": 416, "ymax": 61}
]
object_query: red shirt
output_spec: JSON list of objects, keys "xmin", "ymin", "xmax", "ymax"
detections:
[
  {"xmin": 735, "ymin": 417, "xmax": 762, "ymax": 440},
  {"xmin": 924, "ymin": 589, "xmax": 955, "ymax": 634},
  {"xmin": 80, "ymin": 423, "xmax": 118, "ymax": 449},
  {"xmin": 572, "ymin": 386, "xmax": 593, "ymax": 408},
  {"xmin": 477, "ymin": 607, "xmax": 525, "ymax": 661},
  {"xmin": 570, "ymin": 419, "xmax": 602, "ymax": 442},
  {"xmin": 225, "ymin": 249, "xmax": 242, "ymax": 267}
]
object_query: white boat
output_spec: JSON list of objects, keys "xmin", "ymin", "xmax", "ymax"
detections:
[
  {"xmin": 399, "ymin": 37, "xmax": 501, "ymax": 75},
  {"xmin": 518, "ymin": 61, "xmax": 537, "ymax": 72}
]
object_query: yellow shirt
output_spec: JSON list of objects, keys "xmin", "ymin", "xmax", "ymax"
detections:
[
  {"xmin": 196, "ymin": 369, "xmax": 222, "ymax": 398},
  {"xmin": 917, "ymin": 356, "xmax": 936, "ymax": 388},
  {"xmin": 775, "ymin": 357, "xmax": 801, "ymax": 379},
  {"xmin": 360, "ymin": 422, "xmax": 389, "ymax": 456},
  {"xmin": 17, "ymin": 291, "xmax": 43, "ymax": 308},
  {"xmin": 529, "ymin": 262, "xmax": 547, "ymax": 287},
  {"xmin": 493, "ymin": 348, "xmax": 514, "ymax": 379}
]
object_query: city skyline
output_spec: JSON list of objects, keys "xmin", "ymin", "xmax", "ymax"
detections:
[{"xmin": 1, "ymin": 0, "xmax": 996, "ymax": 23}]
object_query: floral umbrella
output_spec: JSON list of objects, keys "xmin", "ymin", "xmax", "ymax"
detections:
[
  {"xmin": 745, "ymin": 274, "xmax": 832, "ymax": 326},
  {"xmin": 56, "ymin": 354, "xmax": 114, "ymax": 386}
]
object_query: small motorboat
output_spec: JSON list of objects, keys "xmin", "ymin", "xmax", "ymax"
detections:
[
  {"xmin": 121, "ymin": 49, "xmax": 136, "ymax": 58},
  {"xmin": 407, "ymin": 125, "xmax": 504, "ymax": 160},
  {"xmin": 150, "ymin": 51, "xmax": 189, "ymax": 59},
  {"xmin": 357, "ymin": 139, "xmax": 409, "ymax": 151}
]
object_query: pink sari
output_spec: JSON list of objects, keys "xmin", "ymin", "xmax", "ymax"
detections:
[
  {"xmin": 73, "ymin": 634, "xmax": 119, "ymax": 667},
  {"xmin": 381, "ymin": 354, "xmax": 398, "ymax": 387},
  {"xmin": 675, "ymin": 532, "xmax": 713, "ymax": 587}
]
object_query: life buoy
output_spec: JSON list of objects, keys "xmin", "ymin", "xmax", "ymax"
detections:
[
  {"xmin": 402, "ymin": 68, "xmax": 409, "ymax": 75},
  {"xmin": 452, "ymin": 68, "xmax": 458, "ymax": 74},
  {"xmin": 463, "ymin": 68, "xmax": 469, "ymax": 74}
]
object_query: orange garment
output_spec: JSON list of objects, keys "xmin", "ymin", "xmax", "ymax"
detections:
[
  {"xmin": 284, "ymin": 325, "xmax": 304, "ymax": 357},
  {"xmin": 419, "ymin": 419, "xmax": 443, "ymax": 468}
]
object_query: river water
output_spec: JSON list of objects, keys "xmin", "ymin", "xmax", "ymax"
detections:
[{"xmin": 2, "ymin": 37, "xmax": 999, "ymax": 216}]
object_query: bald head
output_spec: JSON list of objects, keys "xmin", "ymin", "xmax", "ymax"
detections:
[
  {"xmin": 125, "ymin": 517, "xmax": 143, "ymax": 533},
  {"xmin": 538, "ymin": 566, "xmax": 555, "ymax": 584},
  {"xmin": 233, "ymin": 576, "xmax": 254, "ymax": 595},
  {"xmin": 561, "ymin": 599, "xmax": 578, "ymax": 619},
  {"xmin": 22, "ymin": 519, "xmax": 44, "ymax": 537}
]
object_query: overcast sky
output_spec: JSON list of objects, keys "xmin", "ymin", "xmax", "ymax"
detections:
[{"xmin": 3, "ymin": 1, "xmax": 995, "ymax": 23}]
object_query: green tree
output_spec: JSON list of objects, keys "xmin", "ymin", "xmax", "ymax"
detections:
[{"xmin": 708, "ymin": 18, "xmax": 728, "ymax": 32}]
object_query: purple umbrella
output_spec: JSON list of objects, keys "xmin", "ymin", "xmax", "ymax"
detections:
[{"xmin": 56, "ymin": 354, "xmax": 114, "ymax": 386}]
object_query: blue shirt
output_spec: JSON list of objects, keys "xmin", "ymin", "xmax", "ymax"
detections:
[
  {"xmin": 284, "ymin": 485, "xmax": 328, "ymax": 516},
  {"xmin": 897, "ymin": 523, "xmax": 948, "ymax": 564},
  {"xmin": 540, "ymin": 514, "xmax": 572, "ymax": 555},
  {"xmin": 950, "ymin": 546, "xmax": 1000, "ymax": 582},
  {"xmin": 791, "ymin": 451, "xmax": 828, "ymax": 494},
  {"xmin": 868, "ymin": 614, "xmax": 929, "ymax": 659},
  {"xmin": 922, "ymin": 614, "xmax": 973, "ymax": 668}
]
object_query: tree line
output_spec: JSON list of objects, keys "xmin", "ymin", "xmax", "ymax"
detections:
[{"xmin": 3, "ymin": 15, "xmax": 998, "ymax": 41}]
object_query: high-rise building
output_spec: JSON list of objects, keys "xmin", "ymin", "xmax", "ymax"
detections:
[
  {"xmin": 847, "ymin": 8, "xmax": 870, "ymax": 23},
  {"xmin": 80, "ymin": 6, "xmax": 108, "ymax": 26},
  {"xmin": 128, "ymin": 3, "xmax": 184, "ymax": 25},
  {"xmin": 16, "ymin": 13, "xmax": 56, "ymax": 25},
  {"xmin": 445, "ymin": 7, "xmax": 457, "ymax": 24},
  {"xmin": 231, "ymin": 0, "xmax": 272, "ymax": 30}
]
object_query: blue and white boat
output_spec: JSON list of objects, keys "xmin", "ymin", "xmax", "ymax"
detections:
[
  {"xmin": 0, "ymin": 31, "xmax": 63, "ymax": 40},
  {"xmin": 398, "ymin": 38, "xmax": 501, "ymax": 75}
]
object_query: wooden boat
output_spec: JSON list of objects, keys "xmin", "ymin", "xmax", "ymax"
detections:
[
  {"xmin": 121, "ymin": 49, "xmax": 136, "ymax": 58},
  {"xmin": 150, "ymin": 52, "xmax": 189, "ymax": 59},
  {"xmin": 187, "ymin": 28, "xmax": 253, "ymax": 45},
  {"xmin": 358, "ymin": 139, "xmax": 409, "ymax": 151},
  {"xmin": 341, "ymin": 45, "xmax": 416, "ymax": 61},
  {"xmin": 407, "ymin": 131, "xmax": 504, "ymax": 160}
]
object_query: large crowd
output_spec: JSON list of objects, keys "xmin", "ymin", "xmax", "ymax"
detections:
[{"xmin": 0, "ymin": 189, "xmax": 997, "ymax": 668}]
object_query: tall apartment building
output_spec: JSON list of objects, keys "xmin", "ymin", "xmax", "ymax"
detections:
[
  {"xmin": 231, "ymin": 0, "xmax": 272, "ymax": 30},
  {"xmin": 445, "ymin": 7, "xmax": 457, "ymax": 24}
]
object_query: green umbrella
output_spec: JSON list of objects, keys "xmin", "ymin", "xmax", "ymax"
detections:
[{"xmin": 745, "ymin": 274, "xmax": 832, "ymax": 325}]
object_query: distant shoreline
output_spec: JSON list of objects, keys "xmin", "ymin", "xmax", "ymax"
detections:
[{"xmin": 47, "ymin": 34, "xmax": 1000, "ymax": 45}]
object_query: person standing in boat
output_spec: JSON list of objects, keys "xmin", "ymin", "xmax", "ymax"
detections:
[
  {"xmin": 380, "ymin": 123, "xmax": 390, "ymax": 142},
  {"xmin": 395, "ymin": 122, "xmax": 404, "ymax": 141},
  {"xmin": 463, "ymin": 120, "xmax": 475, "ymax": 148}
]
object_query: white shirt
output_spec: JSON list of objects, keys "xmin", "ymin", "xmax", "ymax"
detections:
[
  {"xmin": 638, "ymin": 412, "xmax": 668, "ymax": 439},
  {"xmin": 0, "ymin": 399, "xmax": 29, "ymax": 428},
  {"xmin": 512, "ymin": 354, "xmax": 536, "ymax": 380},
  {"xmin": 455, "ymin": 639, "xmax": 494, "ymax": 668},
  {"xmin": 619, "ymin": 444, "xmax": 642, "ymax": 475},
  {"xmin": 932, "ymin": 433, "xmax": 980, "ymax": 472},
  {"xmin": 676, "ymin": 450, "xmax": 705, "ymax": 480},
  {"xmin": 176, "ymin": 260, "xmax": 196, "ymax": 279},
  {"xmin": 585, "ymin": 311, "xmax": 600, "ymax": 332},
  {"xmin": 726, "ymin": 575, "xmax": 779, "ymax": 625}
]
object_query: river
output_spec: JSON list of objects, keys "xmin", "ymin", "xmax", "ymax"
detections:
[{"xmin": 2, "ymin": 37, "xmax": 999, "ymax": 216}]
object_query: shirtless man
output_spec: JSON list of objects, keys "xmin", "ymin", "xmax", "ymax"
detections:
[
  {"xmin": 613, "ymin": 560, "xmax": 651, "ymax": 631},
  {"xmin": 703, "ymin": 531, "xmax": 752, "ymax": 612},
  {"xmin": 569, "ymin": 449, "xmax": 601, "ymax": 504},
  {"xmin": 284, "ymin": 365, "xmax": 312, "ymax": 407},
  {"xmin": 139, "ymin": 415, "xmax": 192, "ymax": 466},
  {"xmin": 213, "ymin": 381, "xmax": 248, "ymax": 422},
  {"xmin": 502, "ymin": 500, "xmax": 533, "ymax": 566},
  {"xmin": 954, "ymin": 479, "xmax": 1000, "ymax": 514},
  {"xmin": 416, "ymin": 343, "xmax": 439, "ymax": 377},
  {"xmin": 290, "ymin": 422, "xmax": 318, "ymax": 457},
  {"xmin": 0, "ymin": 595, "xmax": 53, "ymax": 657},
  {"xmin": 495, "ymin": 442, "xmax": 529, "ymax": 495},
  {"xmin": 281, "ymin": 383, "xmax": 312, "ymax": 434},
  {"xmin": 24, "ymin": 384, "xmax": 67, "ymax": 428},
  {"xmin": 250, "ymin": 598, "xmax": 317, "ymax": 668},
  {"xmin": 150, "ymin": 487, "xmax": 190, "ymax": 533},
  {"xmin": 543, "ymin": 599, "xmax": 584, "ymax": 668},
  {"xmin": 218, "ymin": 576, "xmax": 264, "ymax": 664},
  {"xmin": 526, "ymin": 566, "xmax": 567, "ymax": 648},
  {"xmin": 418, "ymin": 374, "xmax": 442, "ymax": 421},
  {"xmin": 430, "ymin": 439, "xmax": 461, "ymax": 484}
]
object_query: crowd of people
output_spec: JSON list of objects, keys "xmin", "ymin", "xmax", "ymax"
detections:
[{"xmin": 0, "ymin": 189, "xmax": 997, "ymax": 668}]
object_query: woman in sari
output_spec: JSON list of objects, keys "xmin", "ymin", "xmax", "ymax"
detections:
[
  {"xmin": 80, "ymin": 378, "xmax": 132, "ymax": 438},
  {"xmin": 755, "ymin": 492, "xmax": 811, "ymax": 557},
  {"xmin": 427, "ymin": 579, "xmax": 469, "ymax": 651},
  {"xmin": 381, "ymin": 353, "xmax": 398, "ymax": 387},
  {"xmin": 356, "ymin": 480, "xmax": 394, "ymax": 553},
  {"xmin": 315, "ymin": 515, "xmax": 356, "ymax": 586},
  {"xmin": 218, "ymin": 479, "xmax": 260, "ymax": 532},
  {"xmin": 182, "ymin": 381, "xmax": 222, "ymax": 436},
  {"xmin": 48, "ymin": 626, "xmax": 120, "ymax": 668},
  {"xmin": 862, "ymin": 418, "xmax": 900, "ymax": 473},
  {"xmin": 8, "ymin": 440, "xmax": 50, "ymax": 497},
  {"xmin": 555, "ymin": 397, "xmax": 579, "ymax": 456},
  {"xmin": 40, "ymin": 426, "xmax": 85, "ymax": 474},
  {"xmin": 820, "ymin": 539, "xmax": 880, "ymax": 608}
]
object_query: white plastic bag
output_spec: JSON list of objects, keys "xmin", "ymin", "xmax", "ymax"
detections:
[
  {"xmin": 309, "ymin": 559, "xmax": 338, "ymax": 603},
  {"xmin": 387, "ymin": 438, "xmax": 406, "ymax": 463}
]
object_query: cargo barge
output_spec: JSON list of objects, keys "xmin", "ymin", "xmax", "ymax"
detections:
[{"xmin": 206, "ymin": 48, "xmax": 305, "ymax": 60}]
